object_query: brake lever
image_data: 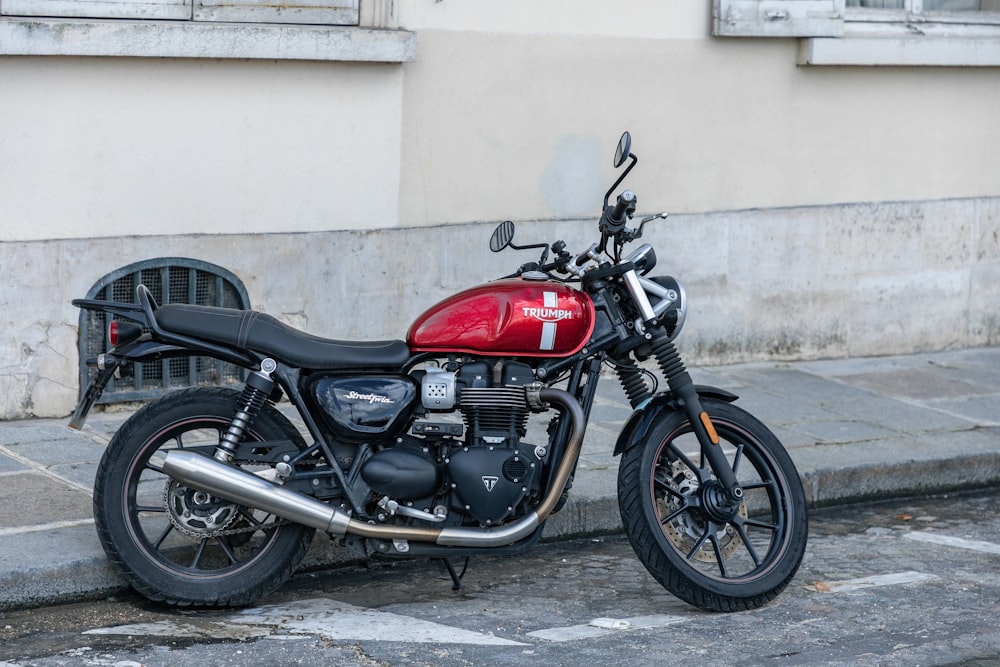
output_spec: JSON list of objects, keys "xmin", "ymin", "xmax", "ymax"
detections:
[{"xmin": 622, "ymin": 212, "xmax": 669, "ymax": 242}]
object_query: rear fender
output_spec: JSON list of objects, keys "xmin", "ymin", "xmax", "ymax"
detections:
[
  {"xmin": 69, "ymin": 338, "xmax": 217, "ymax": 430},
  {"xmin": 613, "ymin": 385, "xmax": 739, "ymax": 457}
]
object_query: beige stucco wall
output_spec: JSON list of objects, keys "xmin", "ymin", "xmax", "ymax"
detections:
[
  {"xmin": 0, "ymin": 57, "xmax": 404, "ymax": 242},
  {"xmin": 396, "ymin": 1, "xmax": 1000, "ymax": 227}
]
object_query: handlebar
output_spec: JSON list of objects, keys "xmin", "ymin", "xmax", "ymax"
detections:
[{"xmin": 574, "ymin": 242, "xmax": 601, "ymax": 267}]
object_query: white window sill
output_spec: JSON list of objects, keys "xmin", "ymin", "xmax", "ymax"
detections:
[
  {"xmin": 0, "ymin": 17, "xmax": 416, "ymax": 62},
  {"xmin": 800, "ymin": 21, "xmax": 1000, "ymax": 66}
]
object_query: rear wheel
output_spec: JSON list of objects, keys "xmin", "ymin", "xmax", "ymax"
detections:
[
  {"xmin": 618, "ymin": 398, "xmax": 808, "ymax": 612},
  {"xmin": 93, "ymin": 387, "xmax": 315, "ymax": 607}
]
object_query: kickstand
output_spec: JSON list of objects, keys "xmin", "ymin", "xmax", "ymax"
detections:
[{"xmin": 437, "ymin": 557, "xmax": 470, "ymax": 591}]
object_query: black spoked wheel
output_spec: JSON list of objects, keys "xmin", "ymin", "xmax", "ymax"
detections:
[
  {"xmin": 93, "ymin": 387, "xmax": 315, "ymax": 607},
  {"xmin": 618, "ymin": 398, "xmax": 808, "ymax": 612}
]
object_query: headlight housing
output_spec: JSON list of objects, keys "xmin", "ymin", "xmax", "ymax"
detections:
[{"xmin": 648, "ymin": 275, "xmax": 687, "ymax": 341}]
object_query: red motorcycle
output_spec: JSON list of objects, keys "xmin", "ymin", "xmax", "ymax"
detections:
[{"xmin": 71, "ymin": 132, "xmax": 807, "ymax": 612}]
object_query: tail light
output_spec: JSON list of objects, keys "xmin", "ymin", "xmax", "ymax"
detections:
[{"xmin": 108, "ymin": 320, "xmax": 143, "ymax": 348}]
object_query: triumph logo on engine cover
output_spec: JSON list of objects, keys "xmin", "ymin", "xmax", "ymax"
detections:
[{"xmin": 482, "ymin": 476, "xmax": 499, "ymax": 492}]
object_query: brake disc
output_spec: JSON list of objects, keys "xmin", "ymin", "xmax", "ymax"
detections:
[{"xmin": 657, "ymin": 459, "xmax": 747, "ymax": 562}]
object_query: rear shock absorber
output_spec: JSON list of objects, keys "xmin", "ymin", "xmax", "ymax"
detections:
[{"xmin": 214, "ymin": 358, "xmax": 277, "ymax": 463}]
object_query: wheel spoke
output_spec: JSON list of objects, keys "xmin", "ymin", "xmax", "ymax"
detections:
[
  {"xmin": 740, "ymin": 479, "xmax": 776, "ymax": 492},
  {"xmin": 188, "ymin": 538, "xmax": 209, "ymax": 571},
  {"xmin": 237, "ymin": 507, "xmax": 276, "ymax": 530},
  {"xmin": 653, "ymin": 474, "xmax": 689, "ymax": 501},
  {"xmin": 665, "ymin": 444, "xmax": 699, "ymax": 477},
  {"xmin": 685, "ymin": 528, "xmax": 711, "ymax": 561},
  {"xmin": 216, "ymin": 537, "xmax": 239, "ymax": 565},
  {"xmin": 732, "ymin": 443, "xmax": 745, "ymax": 476},
  {"xmin": 152, "ymin": 523, "xmax": 174, "ymax": 549},
  {"xmin": 744, "ymin": 516, "xmax": 779, "ymax": 531},
  {"xmin": 709, "ymin": 533, "xmax": 730, "ymax": 578},
  {"xmin": 732, "ymin": 520, "xmax": 764, "ymax": 567},
  {"xmin": 659, "ymin": 505, "xmax": 688, "ymax": 526},
  {"xmin": 134, "ymin": 504, "xmax": 166, "ymax": 513}
]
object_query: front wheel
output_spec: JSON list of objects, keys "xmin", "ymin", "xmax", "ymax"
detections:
[{"xmin": 618, "ymin": 398, "xmax": 808, "ymax": 612}]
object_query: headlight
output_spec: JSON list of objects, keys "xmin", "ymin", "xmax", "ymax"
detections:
[{"xmin": 648, "ymin": 275, "xmax": 687, "ymax": 341}]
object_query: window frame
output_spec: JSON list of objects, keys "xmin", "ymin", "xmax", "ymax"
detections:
[
  {"xmin": 0, "ymin": 0, "xmax": 415, "ymax": 62},
  {"xmin": 713, "ymin": 0, "xmax": 1000, "ymax": 66}
]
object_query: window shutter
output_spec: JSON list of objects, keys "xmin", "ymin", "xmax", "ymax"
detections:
[
  {"xmin": 1, "ymin": 0, "xmax": 190, "ymax": 20},
  {"xmin": 714, "ymin": 0, "xmax": 846, "ymax": 37},
  {"xmin": 194, "ymin": 0, "xmax": 359, "ymax": 25}
]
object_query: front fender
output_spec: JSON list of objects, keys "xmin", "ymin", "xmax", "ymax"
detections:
[{"xmin": 613, "ymin": 385, "xmax": 739, "ymax": 457}]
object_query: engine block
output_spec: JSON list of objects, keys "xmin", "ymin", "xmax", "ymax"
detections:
[{"xmin": 410, "ymin": 360, "xmax": 546, "ymax": 525}]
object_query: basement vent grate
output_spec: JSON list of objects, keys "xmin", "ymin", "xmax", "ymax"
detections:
[{"xmin": 78, "ymin": 258, "xmax": 251, "ymax": 404}]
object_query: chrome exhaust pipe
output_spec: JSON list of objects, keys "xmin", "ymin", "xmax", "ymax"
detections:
[
  {"xmin": 161, "ymin": 449, "xmax": 353, "ymax": 537},
  {"xmin": 160, "ymin": 386, "xmax": 586, "ymax": 548}
]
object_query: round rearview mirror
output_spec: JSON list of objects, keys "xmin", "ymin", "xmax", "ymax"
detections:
[
  {"xmin": 490, "ymin": 220, "xmax": 516, "ymax": 252},
  {"xmin": 614, "ymin": 131, "xmax": 632, "ymax": 168}
]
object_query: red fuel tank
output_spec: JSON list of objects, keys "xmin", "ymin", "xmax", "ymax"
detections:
[{"xmin": 407, "ymin": 279, "xmax": 595, "ymax": 357}]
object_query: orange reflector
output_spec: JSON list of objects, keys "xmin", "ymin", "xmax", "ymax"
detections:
[{"xmin": 700, "ymin": 412, "xmax": 719, "ymax": 445}]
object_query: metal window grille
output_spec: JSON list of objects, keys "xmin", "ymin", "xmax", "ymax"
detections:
[{"xmin": 79, "ymin": 258, "xmax": 251, "ymax": 404}]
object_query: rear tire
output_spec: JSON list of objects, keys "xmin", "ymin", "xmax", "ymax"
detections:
[
  {"xmin": 93, "ymin": 387, "xmax": 315, "ymax": 607},
  {"xmin": 618, "ymin": 398, "xmax": 808, "ymax": 612}
]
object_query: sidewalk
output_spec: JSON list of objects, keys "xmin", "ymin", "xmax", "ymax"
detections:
[{"xmin": 2, "ymin": 348, "xmax": 999, "ymax": 611}]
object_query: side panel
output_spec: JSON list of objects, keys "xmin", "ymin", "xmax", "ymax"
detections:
[
  {"xmin": 310, "ymin": 375, "xmax": 418, "ymax": 442},
  {"xmin": 407, "ymin": 279, "xmax": 595, "ymax": 357}
]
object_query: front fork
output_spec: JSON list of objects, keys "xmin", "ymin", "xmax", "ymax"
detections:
[
  {"xmin": 618, "ymin": 267, "xmax": 743, "ymax": 504},
  {"xmin": 651, "ymin": 335, "xmax": 744, "ymax": 505}
]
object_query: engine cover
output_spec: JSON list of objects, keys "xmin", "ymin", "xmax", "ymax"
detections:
[
  {"xmin": 361, "ymin": 445, "xmax": 440, "ymax": 500},
  {"xmin": 447, "ymin": 445, "xmax": 538, "ymax": 526}
]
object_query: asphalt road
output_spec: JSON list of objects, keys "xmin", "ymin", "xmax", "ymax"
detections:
[{"xmin": 3, "ymin": 489, "xmax": 1000, "ymax": 667}]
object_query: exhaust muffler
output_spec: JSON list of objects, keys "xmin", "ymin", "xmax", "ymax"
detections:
[{"xmin": 161, "ymin": 449, "xmax": 353, "ymax": 537}]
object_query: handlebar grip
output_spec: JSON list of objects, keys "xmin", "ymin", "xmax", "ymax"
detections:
[{"xmin": 610, "ymin": 190, "xmax": 636, "ymax": 224}]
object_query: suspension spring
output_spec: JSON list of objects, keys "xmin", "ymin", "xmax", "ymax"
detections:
[
  {"xmin": 214, "ymin": 361, "xmax": 276, "ymax": 462},
  {"xmin": 615, "ymin": 360, "xmax": 652, "ymax": 408}
]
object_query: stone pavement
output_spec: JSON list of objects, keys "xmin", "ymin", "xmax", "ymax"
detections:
[{"xmin": 2, "ymin": 347, "xmax": 999, "ymax": 611}]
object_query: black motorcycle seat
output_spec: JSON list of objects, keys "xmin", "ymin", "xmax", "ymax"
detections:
[{"xmin": 154, "ymin": 303, "xmax": 411, "ymax": 370}]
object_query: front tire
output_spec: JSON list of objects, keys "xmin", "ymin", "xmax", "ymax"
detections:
[
  {"xmin": 618, "ymin": 398, "xmax": 808, "ymax": 612},
  {"xmin": 93, "ymin": 387, "xmax": 315, "ymax": 607}
]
